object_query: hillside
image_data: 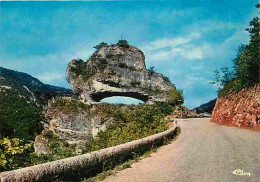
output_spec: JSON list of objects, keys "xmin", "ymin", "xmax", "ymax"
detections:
[
  {"xmin": 0, "ymin": 67, "xmax": 72, "ymax": 140},
  {"xmin": 193, "ymin": 99, "xmax": 217, "ymax": 114}
]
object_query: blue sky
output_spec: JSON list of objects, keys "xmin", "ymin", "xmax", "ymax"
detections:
[{"xmin": 1, "ymin": 1, "xmax": 258, "ymax": 108}]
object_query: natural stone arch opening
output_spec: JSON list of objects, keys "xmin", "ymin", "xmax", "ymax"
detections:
[
  {"xmin": 66, "ymin": 44, "xmax": 177, "ymax": 105},
  {"xmin": 100, "ymin": 96, "xmax": 145, "ymax": 105},
  {"xmin": 91, "ymin": 91, "xmax": 149, "ymax": 103}
]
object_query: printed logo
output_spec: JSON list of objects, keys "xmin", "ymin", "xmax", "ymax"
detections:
[{"xmin": 232, "ymin": 169, "xmax": 251, "ymax": 177}]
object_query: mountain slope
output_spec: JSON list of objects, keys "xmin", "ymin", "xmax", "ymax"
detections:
[
  {"xmin": 193, "ymin": 99, "xmax": 217, "ymax": 114},
  {"xmin": 0, "ymin": 67, "xmax": 72, "ymax": 140}
]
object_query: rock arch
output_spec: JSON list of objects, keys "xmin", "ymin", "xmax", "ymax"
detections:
[{"xmin": 66, "ymin": 44, "xmax": 176, "ymax": 104}]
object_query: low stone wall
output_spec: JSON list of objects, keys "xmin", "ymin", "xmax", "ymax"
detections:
[{"xmin": 0, "ymin": 125, "xmax": 177, "ymax": 182}]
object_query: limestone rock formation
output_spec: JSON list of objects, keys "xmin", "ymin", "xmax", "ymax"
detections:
[
  {"xmin": 35, "ymin": 97, "xmax": 138, "ymax": 153},
  {"xmin": 34, "ymin": 42, "xmax": 183, "ymax": 154},
  {"xmin": 66, "ymin": 44, "xmax": 176, "ymax": 104},
  {"xmin": 44, "ymin": 98, "xmax": 134, "ymax": 144},
  {"xmin": 212, "ymin": 84, "xmax": 260, "ymax": 131}
]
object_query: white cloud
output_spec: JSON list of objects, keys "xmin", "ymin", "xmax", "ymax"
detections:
[
  {"xmin": 147, "ymin": 43, "xmax": 213, "ymax": 62},
  {"xmin": 141, "ymin": 32, "xmax": 200, "ymax": 51},
  {"xmin": 140, "ymin": 31, "xmax": 217, "ymax": 62}
]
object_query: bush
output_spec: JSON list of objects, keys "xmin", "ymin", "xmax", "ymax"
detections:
[
  {"xmin": 52, "ymin": 97, "xmax": 89, "ymax": 115},
  {"xmin": 85, "ymin": 103, "xmax": 172, "ymax": 152},
  {"xmin": 117, "ymin": 39, "xmax": 130, "ymax": 48},
  {"xmin": 0, "ymin": 138, "xmax": 33, "ymax": 172},
  {"xmin": 94, "ymin": 42, "xmax": 108, "ymax": 50},
  {"xmin": 167, "ymin": 89, "xmax": 184, "ymax": 106}
]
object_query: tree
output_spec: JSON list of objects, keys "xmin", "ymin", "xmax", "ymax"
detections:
[
  {"xmin": 117, "ymin": 39, "xmax": 130, "ymax": 48},
  {"xmin": 93, "ymin": 42, "xmax": 108, "ymax": 50},
  {"xmin": 211, "ymin": 5, "xmax": 259, "ymax": 95}
]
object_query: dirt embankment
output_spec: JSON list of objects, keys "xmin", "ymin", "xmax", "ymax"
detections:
[{"xmin": 211, "ymin": 84, "xmax": 260, "ymax": 131}]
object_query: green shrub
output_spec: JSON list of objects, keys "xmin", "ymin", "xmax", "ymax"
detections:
[
  {"xmin": 52, "ymin": 97, "xmax": 89, "ymax": 115},
  {"xmin": 117, "ymin": 39, "xmax": 130, "ymax": 48},
  {"xmin": 94, "ymin": 42, "xmax": 108, "ymax": 50},
  {"xmin": 0, "ymin": 138, "xmax": 33, "ymax": 172},
  {"xmin": 85, "ymin": 103, "xmax": 172, "ymax": 152},
  {"xmin": 167, "ymin": 89, "xmax": 184, "ymax": 106}
]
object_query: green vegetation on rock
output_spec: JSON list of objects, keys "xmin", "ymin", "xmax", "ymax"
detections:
[
  {"xmin": 167, "ymin": 88, "xmax": 184, "ymax": 106},
  {"xmin": 85, "ymin": 102, "xmax": 172, "ymax": 151},
  {"xmin": 212, "ymin": 10, "xmax": 259, "ymax": 96}
]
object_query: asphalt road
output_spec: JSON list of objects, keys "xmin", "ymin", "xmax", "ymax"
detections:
[{"xmin": 103, "ymin": 118, "xmax": 260, "ymax": 182}]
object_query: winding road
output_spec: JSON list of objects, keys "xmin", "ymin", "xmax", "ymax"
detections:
[{"xmin": 103, "ymin": 118, "xmax": 260, "ymax": 182}]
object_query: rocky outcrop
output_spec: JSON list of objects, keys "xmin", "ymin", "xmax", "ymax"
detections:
[
  {"xmin": 211, "ymin": 84, "xmax": 260, "ymax": 131},
  {"xmin": 66, "ymin": 44, "xmax": 176, "ymax": 104},
  {"xmin": 34, "ymin": 97, "xmax": 138, "ymax": 153},
  {"xmin": 34, "ymin": 43, "xmax": 182, "ymax": 154}
]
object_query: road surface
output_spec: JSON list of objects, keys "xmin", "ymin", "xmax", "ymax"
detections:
[{"xmin": 103, "ymin": 118, "xmax": 260, "ymax": 182}]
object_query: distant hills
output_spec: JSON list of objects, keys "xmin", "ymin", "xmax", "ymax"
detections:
[
  {"xmin": 193, "ymin": 99, "xmax": 217, "ymax": 114},
  {"xmin": 0, "ymin": 67, "xmax": 72, "ymax": 140}
]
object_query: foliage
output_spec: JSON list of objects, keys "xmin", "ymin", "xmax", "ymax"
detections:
[
  {"xmin": 0, "ymin": 89, "xmax": 43, "ymax": 141},
  {"xmin": 93, "ymin": 42, "xmax": 108, "ymax": 50},
  {"xmin": 167, "ymin": 89, "xmax": 184, "ymax": 106},
  {"xmin": 52, "ymin": 97, "xmax": 89, "ymax": 115},
  {"xmin": 30, "ymin": 132, "xmax": 77, "ymax": 165},
  {"xmin": 70, "ymin": 57, "xmax": 109, "ymax": 81},
  {"xmin": 85, "ymin": 103, "xmax": 172, "ymax": 152},
  {"xmin": 0, "ymin": 102, "xmax": 173, "ymax": 172},
  {"xmin": 211, "ymin": 67, "xmax": 235, "ymax": 91},
  {"xmin": 116, "ymin": 39, "xmax": 130, "ymax": 48},
  {"xmin": 212, "ymin": 10, "xmax": 259, "ymax": 96},
  {"xmin": 0, "ymin": 138, "xmax": 33, "ymax": 172},
  {"xmin": 0, "ymin": 67, "xmax": 71, "ymax": 140}
]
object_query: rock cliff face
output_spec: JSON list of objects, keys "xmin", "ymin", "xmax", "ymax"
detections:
[
  {"xmin": 66, "ymin": 45, "xmax": 175, "ymax": 104},
  {"xmin": 211, "ymin": 84, "xmax": 260, "ymax": 131},
  {"xmin": 35, "ymin": 97, "xmax": 138, "ymax": 153},
  {"xmin": 43, "ymin": 98, "xmax": 135, "ymax": 144}
]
